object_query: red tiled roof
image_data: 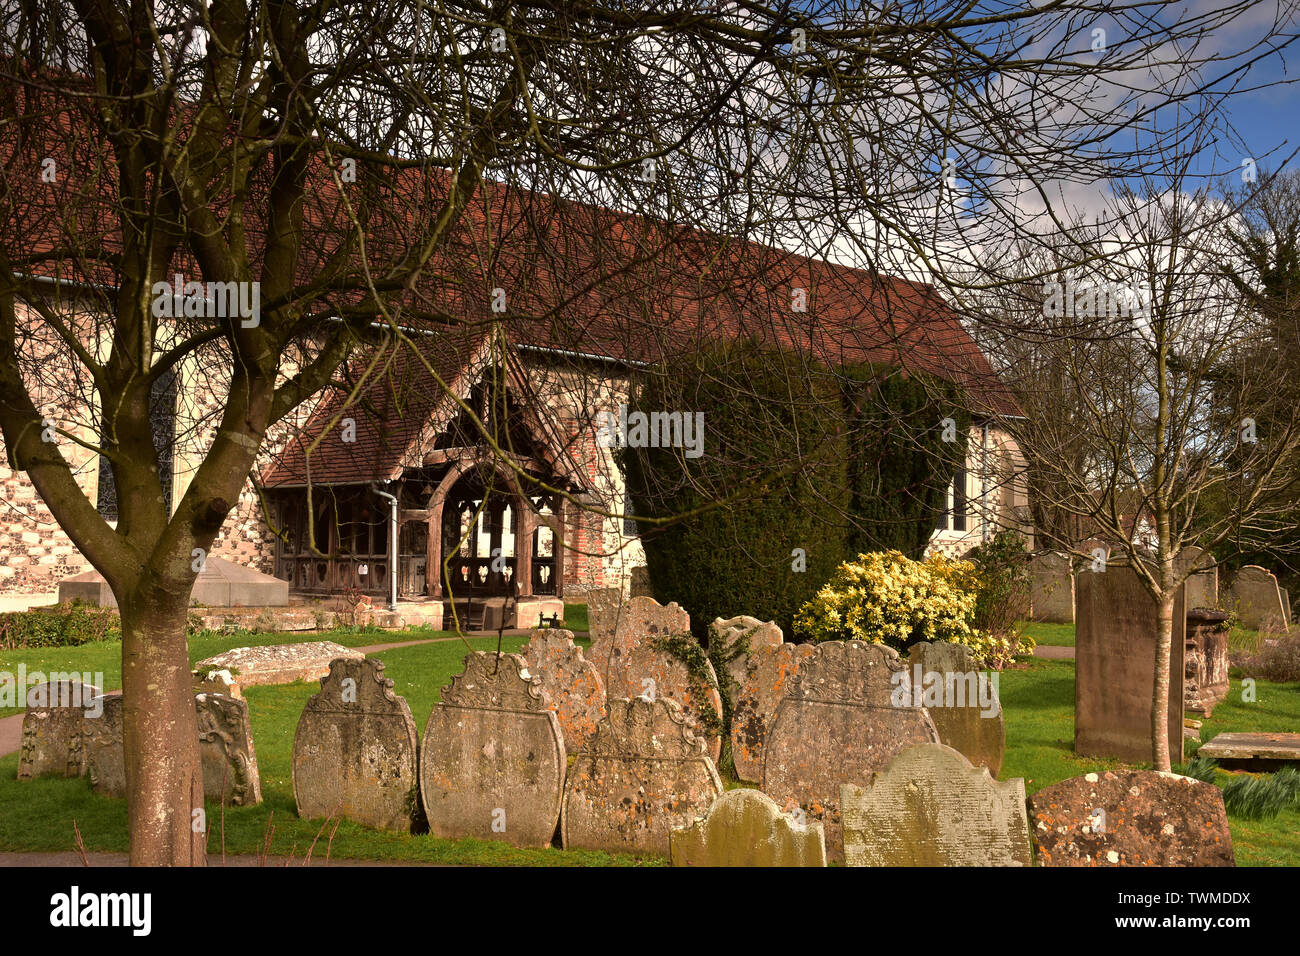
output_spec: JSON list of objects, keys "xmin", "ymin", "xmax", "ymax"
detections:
[
  {"xmin": 3, "ymin": 73, "xmax": 1022, "ymax": 444},
  {"xmin": 260, "ymin": 327, "xmax": 489, "ymax": 487}
]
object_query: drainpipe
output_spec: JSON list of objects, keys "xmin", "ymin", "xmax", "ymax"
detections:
[
  {"xmin": 981, "ymin": 423, "xmax": 991, "ymax": 543},
  {"xmin": 373, "ymin": 484, "xmax": 400, "ymax": 611}
]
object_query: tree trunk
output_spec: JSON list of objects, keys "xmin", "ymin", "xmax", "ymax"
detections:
[
  {"xmin": 1151, "ymin": 595, "xmax": 1175, "ymax": 772},
  {"xmin": 120, "ymin": 593, "xmax": 207, "ymax": 866}
]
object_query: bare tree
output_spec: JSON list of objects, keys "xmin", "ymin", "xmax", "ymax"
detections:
[
  {"xmin": 0, "ymin": 0, "xmax": 1293, "ymax": 863},
  {"xmin": 973, "ymin": 148, "xmax": 1300, "ymax": 771}
]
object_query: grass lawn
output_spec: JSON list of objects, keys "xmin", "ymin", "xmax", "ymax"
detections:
[
  {"xmin": 563, "ymin": 602, "xmax": 589, "ymax": 633},
  {"xmin": 2, "ymin": 616, "xmax": 1296, "ymax": 865},
  {"xmin": 1020, "ymin": 622, "xmax": 1076, "ymax": 647}
]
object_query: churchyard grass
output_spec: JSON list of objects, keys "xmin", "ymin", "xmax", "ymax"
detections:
[
  {"xmin": 1019, "ymin": 622, "xmax": 1075, "ymax": 647},
  {"xmin": 563, "ymin": 603, "xmax": 589, "ymax": 632}
]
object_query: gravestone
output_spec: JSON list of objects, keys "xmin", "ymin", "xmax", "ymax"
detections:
[
  {"xmin": 1185, "ymin": 609, "xmax": 1230, "ymax": 716},
  {"xmin": 17, "ymin": 680, "xmax": 101, "ymax": 780},
  {"xmin": 85, "ymin": 695, "xmax": 125, "ymax": 797},
  {"xmin": 421, "ymin": 652, "xmax": 565, "ymax": 847},
  {"xmin": 711, "ymin": 615, "xmax": 783, "ymax": 695},
  {"xmin": 1027, "ymin": 770, "xmax": 1234, "ymax": 866},
  {"xmin": 563, "ymin": 696, "xmax": 723, "ymax": 856},
  {"xmin": 762, "ymin": 640, "xmax": 940, "ymax": 861},
  {"xmin": 292, "ymin": 658, "xmax": 419, "ymax": 832},
  {"xmin": 1228, "ymin": 565, "xmax": 1287, "ymax": 631},
  {"xmin": 522, "ymin": 629, "xmax": 607, "ymax": 753},
  {"xmin": 197, "ymin": 693, "xmax": 263, "ymax": 806},
  {"xmin": 1029, "ymin": 552, "xmax": 1074, "ymax": 623},
  {"xmin": 670, "ymin": 787, "xmax": 826, "ymax": 867},
  {"xmin": 906, "ymin": 641, "xmax": 1005, "ymax": 776},
  {"xmin": 1075, "ymin": 560, "xmax": 1184, "ymax": 764},
  {"xmin": 1283, "ymin": 588, "xmax": 1293, "ymax": 628},
  {"xmin": 1177, "ymin": 546, "xmax": 1218, "ymax": 610},
  {"xmin": 840, "ymin": 743, "xmax": 1032, "ymax": 867},
  {"xmin": 731, "ymin": 642, "xmax": 817, "ymax": 783},
  {"xmin": 1198, "ymin": 732, "xmax": 1300, "ymax": 770},
  {"xmin": 195, "ymin": 641, "xmax": 364, "ymax": 687},
  {"xmin": 586, "ymin": 587, "xmax": 623, "ymax": 643},
  {"xmin": 587, "ymin": 596, "xmax": 723, "ymax": 761},
  {"xmin": 629, "ymin": 565, "xmax": 654, "ymax": 598}
]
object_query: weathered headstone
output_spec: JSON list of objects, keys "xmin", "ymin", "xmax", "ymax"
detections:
[
  {"xmin": 522, "ymin": 629, "xmax": 606, "ymax": 753},
  {"xmin": 730, "ymin": 641, "xmax": 816, "ymax": 783},
  {"xmin": 17, "ymin": 680, "xmax": 101, "ymax": 780},
  {"xmin": 196, "ymin": 693, "xmax": 263, "ymax": 806},
  {"xmin": 1029, "ymin": 552, "xmax": 1074, "ymax": 623},
  {"xmin": 711, "ymin": 615, "xmax": 783, "ymax": 695},
  {"xmin": 670, "ymin": 787, "xmax": 826, "ymax": 867},
  {"xmin": 587, "ymin": 596, "xmax": 723, "ymax": 761},
  {"xmin": 906, "ymin": 641, "xmax": 1004, "ymax": 776},
  {"xmin": 1027, "ymin": 770, "xmax": 1234, "ymax": 866},
  {"xmin": 292, "ymin": 658, "xmax": 419, "ymax": 832},
  {"xmin": 1228, "ymin": 565, "xmax": 1287, "ymax": 631},
  {"xmin": 421, "ymin": 652, "xmax": 565, "ymax": 847},
  {"xmin": 1075, "ymin": 560, "xmax": 1184, "ymax": 764},
  {"xmin": 563, "ymin": 696, "xmax": 723, "ymax": 856},
  {"xmin": 762, "ymin": 640, "xmax": 940, "ymax": 861},
  {"xmin": 1185, "ymin": 609, "xmax": 1230, "ymax": 716},
  {"xmin": 841, "ymin": 743, "xmax": 1032, "ymax": 867},
  {"xmin": 629, "ymin": 565, "xmax": 654, "ymax": 598},
  {"xmin": 1177, "ymin": 546, "xmax": 1218, "ymax": 610},
  {"xmin": 85, "ymin": 695, "xmax": 125, "ymax": 797},
  {"xmin": 585, "ymin": 587, "xmax": 623, "ymax": 643}
]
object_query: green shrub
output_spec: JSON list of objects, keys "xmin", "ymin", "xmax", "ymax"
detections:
[
  {"xmin": 0, "ymin": 601, "xmax": 121, "ymax": 648},
  {"xmin": 621, "ymin": 339, "xmax": 850, "ymax": 637},
  {"xmin": 962, "ymin": 531, "xmax": 1033, "ymax": 648}
]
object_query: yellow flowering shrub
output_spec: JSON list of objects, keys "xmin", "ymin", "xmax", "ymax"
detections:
[{"xmin": 794, "ymin": 550, "xmax": 1022, "ymax": 668}]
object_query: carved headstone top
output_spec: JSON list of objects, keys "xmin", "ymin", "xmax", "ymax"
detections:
[
  {"xmin": 785, "ymin": 640, "xmax": 902, "ymax": 703},
  {"xmin": 440, "ymin": 652, "xmax": 549, "ymax": 712},
  {"xmin": 590, "ymin": 696, "xmax": 708, "ymax": 760},
  {"xmin": 307, "ymin": 657, "xmax": 407, "ymax": 714}
]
